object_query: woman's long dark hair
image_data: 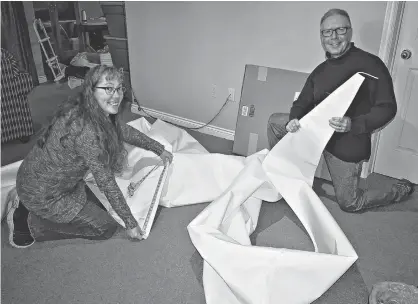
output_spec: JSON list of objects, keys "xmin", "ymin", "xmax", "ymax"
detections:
[{"xmin": 37, "ymin": 65, "xmax": 127, "ymax": 173}]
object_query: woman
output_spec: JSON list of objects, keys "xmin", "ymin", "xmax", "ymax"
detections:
[{"xmin": 7, "ymin": 65, "xmax": 172, "ymax": 248}]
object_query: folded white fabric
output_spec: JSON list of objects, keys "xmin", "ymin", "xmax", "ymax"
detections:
[
  {"xmin": 86, "ymin": 118, "xmax": 249, "ymax": 236},
  {"xmin": 187, "ymin": 73, "xmax": 365, "ymax": 304},
  {"xmin": 1, "ymin": 160, "xmax": 23, "ymax": 220}
]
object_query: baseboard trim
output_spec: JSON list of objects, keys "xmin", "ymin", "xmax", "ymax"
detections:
[{"xmin": 131, "ymin": 104, "xmax": 235, "ymax": 141}]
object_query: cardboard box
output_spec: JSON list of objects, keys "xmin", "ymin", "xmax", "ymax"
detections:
[{"xmin": 233, "ymin": 64, "xmax": 331, "ymax": 181}]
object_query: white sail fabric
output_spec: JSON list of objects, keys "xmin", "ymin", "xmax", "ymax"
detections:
[
  {"xmin": 187, "ymin": 73, "xmax": 365, "ymax": 304},
  {"xmin": 84, "ymin": 119, "xmax": 249, "ymax": 237},
  {"xmin": 1, "ymin": 160, "xmax": 23, "ymax": 220}
]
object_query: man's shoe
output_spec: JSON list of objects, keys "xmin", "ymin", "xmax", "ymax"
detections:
[
  {"xmin": 6, "ymin": 188, "xmax": 35, "ymax": 248},
  {"xmin": 369, "ymin": 281, "xmax": 418, "ymax": 304},
  {"xmin": 392, "ymin": 179, "xmax": 414, "ymax": 203}
]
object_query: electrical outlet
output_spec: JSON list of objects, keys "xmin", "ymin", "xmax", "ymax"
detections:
[
  {"xmin": 241, "ymin": 106, "xmax": 249, "ymax": 116},
  {"xmin": 211, "ymin": 84, "xmax": 217, "ymax": 99},
  {"xmin": 249, "ymin": 105, "xmax": 255, "ymax": 117},
  {"xmin": 228, "ymin": 88, "xmax": 235, "ymax": 102}
]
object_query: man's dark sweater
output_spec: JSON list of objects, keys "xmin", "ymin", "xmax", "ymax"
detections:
[{"xmin": 289, "ymin": 43, "xmax": 397, "ymax": 163}]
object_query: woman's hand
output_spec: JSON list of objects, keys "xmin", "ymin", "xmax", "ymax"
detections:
[
  {"xmin": 126, "ymin": 226, "xmax": 144, "ymax": 241},
  {"xmin": 159, "ymin": 150, "xmax": 173, "ymax": 164}
]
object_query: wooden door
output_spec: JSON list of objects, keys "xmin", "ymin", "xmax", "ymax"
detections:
[{"xmin": 374, "ymin": 2, "xmax": 418, "ymax": 183}]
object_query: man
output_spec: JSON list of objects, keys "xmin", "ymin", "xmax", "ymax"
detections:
[{"xmin": 267, "ymin": 8, "xmax": 414, "ymax": 213}]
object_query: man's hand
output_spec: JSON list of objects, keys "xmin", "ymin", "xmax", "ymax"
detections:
[
  {"xmin": 160, "ymin": 150, "xmax": 173, "ymax": 164},
  {"xmin": 286, "ymin": 119, "xmax": 301, "ymax": 133},
  {"xmin": 126, "ymin": 226, "xmax": 144, "ymax": 241},
  {"xmin": 329, "ymin": 116, "xmax": 351, "ymax": 132}
]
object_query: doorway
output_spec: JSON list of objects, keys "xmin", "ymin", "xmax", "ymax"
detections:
[{"xmin": 371, "ymin": 2, "xmax": 418, "ymax": 183}]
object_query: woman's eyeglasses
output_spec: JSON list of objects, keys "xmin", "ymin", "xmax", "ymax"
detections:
[
  {"xmin": 321, "ymin": 27, "xmax": 351, "ymax": 37},
  {"xmin": 95, "ymin": 86, "xmax": 126, "ymax": 95}
]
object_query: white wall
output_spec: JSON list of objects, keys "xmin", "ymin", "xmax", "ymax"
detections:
[{"xmin": 126, "ymin": 1, "xmax": 387, "ymax": 131}]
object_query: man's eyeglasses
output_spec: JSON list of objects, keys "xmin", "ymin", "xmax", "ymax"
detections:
[
  {"xmin": 321, "ymin": 27, "xmax": 351, "ymax": 37},
  {"xmin": 95, "ymin": 86, "xmax": 126, "ymax": 95}
]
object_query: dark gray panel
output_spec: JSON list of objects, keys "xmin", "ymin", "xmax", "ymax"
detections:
[{"xmin": 233, "ymin": 64, "xmax": 308, "ymax": 156}]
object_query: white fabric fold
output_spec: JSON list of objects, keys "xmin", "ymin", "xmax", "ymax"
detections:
[
  {"xmin": 1, "ymin": 160, "xmax": 23, "ymax": 220},
  {"xmin": 187, "ymin": 73, "xmax": 365, "ymax": 303}
]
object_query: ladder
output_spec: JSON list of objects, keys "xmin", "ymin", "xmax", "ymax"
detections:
[{"xmin": 33, "ymin": 19, "xmax": 65, "ymax": 82}]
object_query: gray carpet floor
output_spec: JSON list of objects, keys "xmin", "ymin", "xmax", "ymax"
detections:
[{"xmin": 1, "ymin": 83, "xmax": 417, "ymax": 304}]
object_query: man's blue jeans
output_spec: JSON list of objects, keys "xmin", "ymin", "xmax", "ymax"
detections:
[{"xmin": 267, "ymin": 113, "xmax": 401, "ymax": 212}]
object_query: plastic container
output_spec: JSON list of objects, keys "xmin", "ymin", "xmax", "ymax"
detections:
[{"xmin": 81, "ymin": 10, "xmax": 87, "ymax": 23}]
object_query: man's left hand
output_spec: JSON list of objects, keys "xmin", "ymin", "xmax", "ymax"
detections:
[
  {"xmin": 160, "ymin": 150, "xmax": 173, "ymax": 164},
  {"xmin": 329, "ymin": 116, "xmax": 351, "ymax": 132}
]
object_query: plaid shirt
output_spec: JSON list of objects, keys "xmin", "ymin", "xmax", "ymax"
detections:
[{"xmin": 16, "ymin": 113, "xmax": 165, "ymax": 229}]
